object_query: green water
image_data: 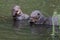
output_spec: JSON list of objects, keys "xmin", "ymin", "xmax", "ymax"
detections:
[{"xmin": 0, "ymin": 0, "xmax": 60, "ymax": 40}]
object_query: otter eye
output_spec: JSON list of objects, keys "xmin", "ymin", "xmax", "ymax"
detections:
[
  {"xmin": 37, "ymin": 13, "xmax": 40, "ymax": 15},
  {"xmin": 16, "ymin": 11, "xmax": 18, "ymax": 12}
]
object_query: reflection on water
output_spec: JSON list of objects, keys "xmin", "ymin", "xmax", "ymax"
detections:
[{"xmin": 13, "ymin": 20, "xmax": 60, "ymax": 40}]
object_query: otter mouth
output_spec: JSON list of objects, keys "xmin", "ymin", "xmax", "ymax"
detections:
[
  {"xmin": 13, "ymin": 11, "xmax": 21, "ymax": 17},
  {"xmin": 13, "ymin": 11, "xmax": 21, "ymax": 21},
  {"xmin": 30, "ymin": 17, "xmax": 39, "ymax": 23}
]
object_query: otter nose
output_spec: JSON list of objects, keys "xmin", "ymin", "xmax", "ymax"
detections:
[{"xmin": 15, "ymin": 10, "xmax": 20, "ymax": 15}]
